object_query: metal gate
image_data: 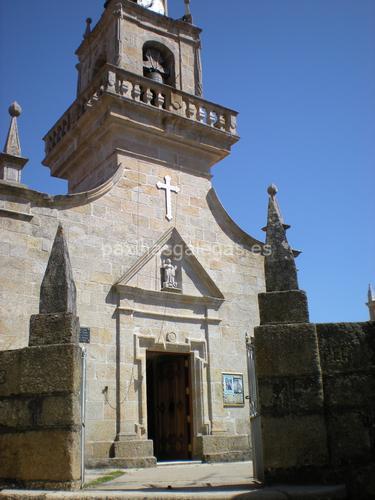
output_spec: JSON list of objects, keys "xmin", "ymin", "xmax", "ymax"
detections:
[
  {"xmin": 246, "ymin": 337, "xmax": 264, "ymax": 482},
  {"xmin": 80, "ymin": 347, "xmax": 87, "ymax": 487}
]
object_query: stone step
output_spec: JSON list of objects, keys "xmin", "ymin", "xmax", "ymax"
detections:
[{"xmin": 204, "ymin": 450, "xmax": 251, "ymax": 463}]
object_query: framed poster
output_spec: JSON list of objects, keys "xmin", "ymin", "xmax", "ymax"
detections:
[{"xmin": 222, "ymin": 373, "xmax": 244, "ymax": 407}]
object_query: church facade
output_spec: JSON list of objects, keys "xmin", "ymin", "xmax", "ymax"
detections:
[{"xmin": 0, "ymin": 0, "xmax": 266, "ymax": 466}]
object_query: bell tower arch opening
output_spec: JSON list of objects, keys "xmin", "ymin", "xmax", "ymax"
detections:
[
  {"xmin": 92, "ymin": 55, "xmax": 107, "ymax": 79},
  {"xmin": 143, "ymin": 41, "xmax": 175, "ymax": 87}
]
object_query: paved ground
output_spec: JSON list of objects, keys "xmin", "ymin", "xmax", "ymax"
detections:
[
  {"xmin": 85, "ymin": 460, "xmax": 255, "ymax": 490},
  {"xmin": 0, "ymin": 461, "xmax": 347, "ymax": 499}
]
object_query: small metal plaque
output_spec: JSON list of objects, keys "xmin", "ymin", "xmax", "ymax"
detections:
[{"xmin": 79, "ymin": 327, "xmax": 90, "ymax": 344}]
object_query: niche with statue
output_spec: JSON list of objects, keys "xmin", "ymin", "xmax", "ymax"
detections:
[{"xmin": 160, "ymin": 249, "xmax": 182, "ymax": 293}]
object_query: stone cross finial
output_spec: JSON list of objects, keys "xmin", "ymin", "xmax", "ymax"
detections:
[
  {"xmin": 263, "ymin": 185, "xmax": 299, "ymax": 292},
  {"xmin": 39, "ymin": 224, "xmax": 77, "ymax": 315}
]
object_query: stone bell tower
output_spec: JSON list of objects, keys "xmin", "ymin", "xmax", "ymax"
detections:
[
  {"xmin": 43, "ymin": 0, "xmax": 238, "ymax": 193},
  {"xmin": 1, "ymin": 0, "xmax": 258, "ymax": 469}
]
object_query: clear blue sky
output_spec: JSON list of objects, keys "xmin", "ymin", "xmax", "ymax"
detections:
[{"xmin": 0, "ymin": 1, "xmax": 374, "ymax": 322}]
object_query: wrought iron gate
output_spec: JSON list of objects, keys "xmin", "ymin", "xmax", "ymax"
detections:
[
  {"xmin": 246, "ymin": 337, "xmax": 264, "ymax": 482},
  {"xmin": 80, "ymin": 347, "xmax": 87, "ymax": 487}
]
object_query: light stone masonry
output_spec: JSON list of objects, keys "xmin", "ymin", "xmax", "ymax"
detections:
[{"xmin": 0, "ymin": 0, "xmax": 265, "ymax": 468}]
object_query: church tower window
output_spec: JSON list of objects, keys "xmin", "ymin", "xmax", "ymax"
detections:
[{"xmin": 143, "ymin": 42, "xmax": 175, "ymax": 87}]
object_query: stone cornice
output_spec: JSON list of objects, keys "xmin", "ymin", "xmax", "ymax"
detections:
[
  {"xmin": 206, "ymin": 187, "xmax": 265, "ymax": 251},
  {"xmin": 117, "ymin": 304, "xmax": 221, "ymax": 324},
  {"xmin": 116, "ymin": 285, "xmax": 224, "ymax": 309},
  {"xmin": 0, "ymin": 152, "xmax": 28, "ymax": 168},
  {"xmin": 43, "ymin": 65, "xmax": 239, "ymax": 181},
  {"xmin": 0, "ymin": 160, "xmax": 124, "ymax": 209},
  {"xmin": 0, "ymin": 207, "xmax": 33, "ymax": 221},
  {"xmin": 76, "ymin": 0, "xmax": 201, "ymax": 56},
  {"xmin": 43, "ymin": 64, "xmax": 238, "ymax": 146}
]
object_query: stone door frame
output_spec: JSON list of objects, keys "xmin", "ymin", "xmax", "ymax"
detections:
[{"xmin": 115, "ymin": 285, "xmax": 224, "ymax": 457}]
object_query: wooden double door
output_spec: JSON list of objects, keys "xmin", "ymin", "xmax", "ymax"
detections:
[{"xmin": 146, "ymin": 352, "xmax": 192, "ymax": 461}]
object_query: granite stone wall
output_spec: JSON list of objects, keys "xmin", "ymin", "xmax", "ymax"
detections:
[
  {"xmin": 255, "ymin": 320, "xmax": 375, "ymax": 499},
  {"xmin": 0, "ymin": 160, "xmax": 264, "ymax": 464},
  {"xmin": 254, "ymin": 322, "xmax": 329, "ymax": 480},
  {"xmin": 0, "ymin": 344, "xmax": 82, "ymax": 490},
  {"xmin": 317, "ymin": 321, "xmax": 375, "ymax": 499}
]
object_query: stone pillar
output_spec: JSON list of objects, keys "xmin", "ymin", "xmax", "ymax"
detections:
[
  {"xmin": 0, "ymin": 224, "xmax": 83, "ymax": 490},
  {"xmin": 110, "ymin": 310, "xmax": 156, "ymax": 468},
  {"xmin": 254, "ymin": 186, "xmax": 329, "ymax": 482}
]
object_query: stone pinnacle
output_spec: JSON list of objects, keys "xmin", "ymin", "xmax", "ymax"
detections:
[
  {"xmin": 264, "ymin": 185, "xmax": 299, "ymax": 292},
  {"xmin": 3, "ymin": 102, "xmax": 22, "ymax": 156},
  {"xmin": 39, "ymin": 224, "xmax": 77, "ymax": 315}
]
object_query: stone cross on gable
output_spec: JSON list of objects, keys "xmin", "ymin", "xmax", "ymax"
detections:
[{"xmin": 156, "ymin": 175, "xmax": 180, "ymax": 221}]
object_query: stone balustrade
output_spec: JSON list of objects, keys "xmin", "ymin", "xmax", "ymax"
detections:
[{"xmin": 44, "ymin": 64, "xmax": 238, "ymax": 156}]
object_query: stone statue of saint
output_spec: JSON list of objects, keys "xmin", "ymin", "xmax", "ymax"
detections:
[{"xmin": 162, "ymin": 258, "xmax": 178, "ymax": 289}]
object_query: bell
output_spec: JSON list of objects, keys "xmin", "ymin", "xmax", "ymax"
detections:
[{"xmin": 148, "ymin": 70, "xmax": 164, "ymax": 84}]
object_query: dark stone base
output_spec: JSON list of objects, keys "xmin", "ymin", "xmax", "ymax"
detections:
[
  {"xmin": 29, "ymin": 313, "xmax": 80, "ymax": 346},
  {"xmin": 265, "ymin": 462, "xmax": 375, "ymax": 500},
  {"xmin": 86, "ymin": 457, "xmax": 157, "ymax": 469},
  {"xmin": 199, "ymin": 434, "xmax": 251, "ymax": 465},
  {"xmin": 264, "ymin": 465, "xmax": 332, "ymax": 485},
  {"xmin": 0, "ymin": 479, "xmax": 81, "ymax": 491},
  {"xmin": 203, "ymin": 450, "xmax": 251, "ymax": 463},
  {"xmin": 254, "ymin": 322, "xmax": 321, "ymax": 377},
  {"xmin": 258, "ymin": 290, "xmax": 309, "ymax": 324},
  {"xmin": 0, "ymin": 345, "xmax": 82, "ymax": 489}
]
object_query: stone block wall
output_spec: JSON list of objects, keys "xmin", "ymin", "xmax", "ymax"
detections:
[
  {"xmin": 0, "ymin": 344, "xmax": 82, "ymax": 490},
  {"xmin": 255, "ymin": 320, "xmax": 375, "ymax": 499},
  {"xmin": 254, "ymin": 322, "xmax": 329, "ymax": 479},
  {"xmin": 317, "ymin": 321, "xmax": 375, "ymax": 499}
]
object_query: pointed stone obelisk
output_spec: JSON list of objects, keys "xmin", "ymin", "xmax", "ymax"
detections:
[
  {"xmin": 40, "ymin": 224, "xmax": 77, "ymax": 315},
  {"xmin": 264, "ymin": 184, "xmax": 299, "ymax": 292},
  {"xmin": 0, "ymin": 102, "xmax": 28, "ymax": 183},
  {"xmin": 0, "ymin": 223, "xmax": 84, "ymax": 489},
  {"xmin": 29, "ymin": 224, "xmax": 80, "ymax": 346},
  {"xmin": 254, "ymin": 185, "xmax": 328, "ymax": 483},
  {"xmin": 258, "ymin": 185, "xmax": 309, "ymax": 324}
]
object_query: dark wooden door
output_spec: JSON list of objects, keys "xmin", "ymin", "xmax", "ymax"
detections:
[{"xmin": 147, "ymin": 353, "xmax": 191, "ymax": 461}]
